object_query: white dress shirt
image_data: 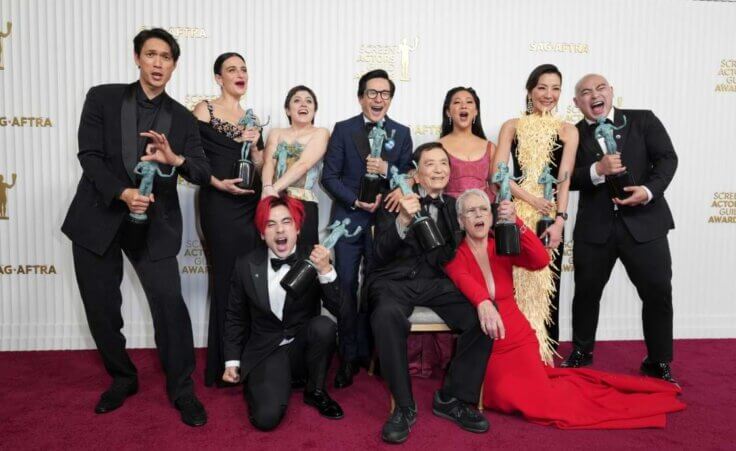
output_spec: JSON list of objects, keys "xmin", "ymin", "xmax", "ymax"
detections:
[{"xmin": 225, "ymin": 247, "xmax": 337, "ymax": 369}]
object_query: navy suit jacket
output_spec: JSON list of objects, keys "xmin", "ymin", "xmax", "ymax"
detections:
[{"xmin": 321, "ymin": 114, "xmax": 413, "ymax": 229}]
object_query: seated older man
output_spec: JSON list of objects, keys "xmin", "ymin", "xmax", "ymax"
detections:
[{"xmin": 368, "ymin": 142, "xmax": 493, "ymax": 444}]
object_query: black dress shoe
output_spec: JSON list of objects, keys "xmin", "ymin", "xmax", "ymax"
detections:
[
  {"xmin": 303, "ymin": 389, "xmax": 344, "ymax": 419},
  {"xmin": 381, "ymin": 403, "xmax": 417, "ymax": 444},
  {"xmin": 640, "ymin": 357, "xmax": 677, "ymax": 384},
  {"xmin": 334, "ymin": 361, "xmax": 357, "ymax": 389},
  {"xmin": 95, "ymin": 379, "xmax": 138, "ymax": 414},
  {"xmin": 175, "ymin": 394, "xmax": 208, "ymax": 427},
  {"xmin": 560, "ymin": 349, "xmax": 593, "ymax": 368},
  {"xmin": 431, "ymin": 390, "xmax": 489, "ymax": 433}
]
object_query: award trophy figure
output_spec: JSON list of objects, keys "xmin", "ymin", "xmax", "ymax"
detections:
[
  {"xmin": 122, "ymin": 161, "xmax": 176, "ymax": 249},
  {"xmin": 232, "ymin": 108, "xmax": 270, "ymax": 190},
  {"xmin": 388, "ymin": 165, "xmax": 445, "ymax": 251},
  {"xmin": 536, "ymin": 164, "xmax": 568, "ymax": 246},
  {"xmin": 358, "ymin": 120, "xmax": 395, "ymax": 203},
  {"xmin": 491, "ymin": 162, "xmax": 521, "ymax": 256},
  {"xmin": 594, "ymin": 115, "xmax": 634, "ymax": 199}
]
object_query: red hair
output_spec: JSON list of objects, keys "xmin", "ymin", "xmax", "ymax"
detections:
[{"xmin": 254, "ymin": 195, "xmax": 305, "ymax": 235}]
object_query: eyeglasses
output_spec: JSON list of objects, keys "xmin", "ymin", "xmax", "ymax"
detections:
[
  {"xmin": 365, "ymin": 89, "xmax": 392, "ymax": 100},
  {"xmin": 462, "ymin": 206, "xmax": 490, "ymax": 217}
]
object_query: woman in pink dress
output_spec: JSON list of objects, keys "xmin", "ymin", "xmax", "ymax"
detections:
[{"xmin": 439, "ymin": 87, "xmax": 496, "ymax": 202}]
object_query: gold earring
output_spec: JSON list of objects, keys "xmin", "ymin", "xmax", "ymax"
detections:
[{"xmin": 526, "ymin": 97, "xmax": 533, "ymax": 114}]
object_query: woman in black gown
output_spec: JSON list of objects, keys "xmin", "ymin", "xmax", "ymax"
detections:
[{"xmin": 193, "ymin": 52, "xmax": 264, "ymax": 387}]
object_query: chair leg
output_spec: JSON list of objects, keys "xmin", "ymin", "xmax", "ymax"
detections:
[{"xmin": 478, "ymin": 381, "xmax": 484, "ymax": 412}]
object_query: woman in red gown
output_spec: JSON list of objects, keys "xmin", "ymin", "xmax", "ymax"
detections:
[{"xmin": 444, "ymin": 189, "xmax": 685, "ymax": 429}]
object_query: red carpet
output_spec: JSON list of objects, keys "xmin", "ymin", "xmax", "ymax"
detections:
[{"xmin": 1, "ymin": 339, "xmax": 733, "ymax": 450}]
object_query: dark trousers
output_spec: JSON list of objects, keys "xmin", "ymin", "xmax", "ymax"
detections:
[
  {"xmin": 370, "ymin": 278, "xmax": 493, "ymax": 408},
  {"xmin": 245, "ymin": 316, "xmax": 337, "ymax": 431},
  {"xmin": 297, "ymin": 200, "xmax": 319, "ymax": 248},
  {"xmin": 72, "ymin": 238, "xmax": 195, "ymax": 402},
  {"xmin": 334, "ymin": 228, "xmax": 372, "ymax": 362},
  {"xmin": 571, "ymin": 214, "xmax": 673, "ymax": 362}
]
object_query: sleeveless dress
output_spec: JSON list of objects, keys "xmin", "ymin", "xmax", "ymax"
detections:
[
  {"xmin": 511, "ymin": 130, "xmax": 564, "ymax": 350},
  {"xmin": 445, "ymin": 226, "xmax": 685, "ymax": 429},
  {"xmin": 445, "ymin": 141, "xmax": 496, "ymax": 203},
  {"xmin": 198, "ymin": 101, "xmax": 262, "ymax": 386},
  {"xmin": 272, "ymin": 140, "xmax": 321, "ymax": 247}
]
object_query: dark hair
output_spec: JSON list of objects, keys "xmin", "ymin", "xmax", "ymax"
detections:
[
  {"xmin": 412, "ymin": 142, "xmax": 452, "ymax": 167},
  {"xmin": 440, "ymin": 87, "xmax": 487, "ymax": 139},
  {"xmin": 283, "ymin": 85, "xmax": 318, "ymax": 124},
  {"xmin": 213, "ymin": 52, "xmax": 246, "ymax": 75},
  {"xmin": 524, "ymin": 64, "xmax": 562, "ymax": 112},
  {"xmin": 357, "ymin": 69, "xmax": 396, "ymax": 98},
  {"xmin": 133, "ymin": 28, "xmax": 181, "ymax": 62}
]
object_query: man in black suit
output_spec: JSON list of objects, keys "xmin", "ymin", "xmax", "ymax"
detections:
[
  {"xmin": 369, "ymin": 143, "xmax": 493, "ymax": 444},
  {"xmin": 222, "ymin": 195, "xmax": 345, "ymax": 430},
  {"xmin": 562, "ymin": 73, "xmax": 678, "ymax": 383},
  {"xmin": 61, "ymin": 29, "xmax": 210, "ymax": 425}
]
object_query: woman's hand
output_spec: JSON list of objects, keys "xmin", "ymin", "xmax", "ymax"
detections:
[
  {"xmin": 477, "ymin": 300, "xmax": 505, "ymax": 339},
  {"xmin": 529, "ymin": 196, "xmax": 556, "ymax": 217},
  {"xmin": 541, "ymin": 221, "xmax": 563, "ymax": 249},
  {"xmin": 213, "ymin": 177, "xmax": 253, "ymax": 196}
]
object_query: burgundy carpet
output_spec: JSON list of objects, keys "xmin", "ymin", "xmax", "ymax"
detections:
[{"xmin": 1, "ymin": 339, "xmax": 734, "ymax": 450}]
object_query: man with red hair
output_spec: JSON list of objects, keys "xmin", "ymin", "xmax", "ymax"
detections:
[{"xmin": 222, "ymin": 195, "xmax": 346, "ymax": 430}]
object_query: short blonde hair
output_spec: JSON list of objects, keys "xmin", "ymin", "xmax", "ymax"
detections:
[{"xmin": 455, "ymin": 189, "xmax": 490, "ymax": 230}]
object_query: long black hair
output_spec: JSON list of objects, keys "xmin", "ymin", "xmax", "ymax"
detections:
[
  {"xmin": 440, "ymin": 87, "xmax": 487, "ymax": 139},
  {"xmin": 213, "ymin": 52, "xmax": 246, "ymax": 75}
]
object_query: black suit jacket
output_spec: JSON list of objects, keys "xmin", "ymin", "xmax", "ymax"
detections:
[
  {"xmin": 223, "ymin": 245, "xmax": 345, "ymax": 378},
  {"xmin": 369, "ymin": 193, "xmax": 463, "ymax": 291},
  {"xmin": 61, "ymin": 82, "xmax": 211, "ymax": 259},
  {"xmin": 570, "ymin": 109, "xmax": 677, "ymax": 244}
]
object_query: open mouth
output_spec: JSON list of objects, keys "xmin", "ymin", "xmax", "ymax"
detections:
[
  {"xmin": 151, "ymin": 71, "xmax": 164, "ymax": 81},
  {"xmin": 297, "ymin": 108, "xmax": 309, "ymax": 116},
  {"xmin": 459, "ymin": 111, "xmax": 469, "ymax": 120},
  {"xmin": 473, "ymin": 220, "xmax": 485, "ymax": 230},
  {"xmin": 370, "ymin": 105, "xmax": 384, "ymax": 114},
  {"xmin": 591, "ymin": 100, "xmax": 605, "ymax": 116},
  {"xmin": 235, "ymin": 80, "xmax": 245, "ymax": 88},
  {"xmin": 275, "ymin": 236, "xmax": 289, "ymax": 252}
]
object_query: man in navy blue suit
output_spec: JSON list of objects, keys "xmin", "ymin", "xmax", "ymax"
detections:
[{"xmin": 321, "ymin": 69, "xmax": 413, "ymax": 388}]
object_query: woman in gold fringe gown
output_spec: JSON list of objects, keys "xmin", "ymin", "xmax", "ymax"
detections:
[{"xmin": 491, "ymin": 64, "xmax": 578, "ymax": 364}]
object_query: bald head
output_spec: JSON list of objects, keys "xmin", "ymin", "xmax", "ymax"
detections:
[{"xmin": 573, "ymin": 73, "xmax": 614, "ymax": 121}]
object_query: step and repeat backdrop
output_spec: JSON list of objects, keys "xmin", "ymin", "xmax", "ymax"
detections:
[{"xmin": 1, "ymin": 0, "xmax": 734, "ymax": 350}]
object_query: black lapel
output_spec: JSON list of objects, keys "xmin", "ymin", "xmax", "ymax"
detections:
[
  {"xmin": 613, "ymin": 108, "xmax": 631, "ymax": 155},
  {"xmin": 577, "ymin": 120, "xmax": 604, "ymax": 161},
  {"xmin": 248, "ymin": 251, "xmax": 271, "ymax": 314},
  {"xmin": 352, "ymin": 128, "xmax": 371, "ymax": 161},
  {"xmin": 120, "ymin": 83, "xmax": 138, "ymax": 184}
]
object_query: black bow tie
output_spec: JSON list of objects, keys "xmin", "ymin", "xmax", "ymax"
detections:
[
  {"xmin": 270, "ymin": 254, "xmax": 298, "ymax": 271},
  {"xmin": 422, "ymin": 195, "xmax": 444, "ymax": 209},
  {"xmin": 365, "ymin": 122, "xmax": 377, "ymax": 132},
  {"xmin": 589, "ymin": 118, "xmax": 613, "ymax": 130}
]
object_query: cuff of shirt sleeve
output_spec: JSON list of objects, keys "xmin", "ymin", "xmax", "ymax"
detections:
[
  {"xmin": 642, "ymin": 186, "xmax": 653, "ymax": 204},
  {"xmin": 225, "ymin": 360, "xmax": 240, "ymax": 368},
  {"xmin": 590, "ymin": 162, "xmax": 605, "ymax": 185},
  {"xmin": 318, "ymin": 267, "xmax": 338, "ymax": 284},
  {"xmin": 395, "ymin": 217, "xmax": 408, "ymax": 239}
]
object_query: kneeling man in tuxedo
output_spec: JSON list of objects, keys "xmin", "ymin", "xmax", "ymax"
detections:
[{"xmin": 222, "ymin": 195, "xmax": 345, "ymax": 430}]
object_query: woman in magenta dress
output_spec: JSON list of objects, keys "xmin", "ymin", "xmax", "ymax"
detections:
[
  {"xmin": 445, "ymin": 189, "xmax": 685, "ymax": 429},
  {"xmin": 439, "ymin": 86, "xmax": 496, "ymax": 202}
]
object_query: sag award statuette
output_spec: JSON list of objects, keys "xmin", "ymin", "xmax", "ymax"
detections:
[
  {"xmin": 280, "ymin": 219, "xmax": 362, "ymax": 295},
  {"xmin": 123, "ymin": 161, "xmax": 176, "ymax": 249},
  {"xmin": 389, "ymin": 165, "xmax": 445, "ymax": 251},
  {"xmin": 536, "ymin": 165, "xmax": 568, "ymax": 246},
  {"xmin": 491, "ymin": 162, "xmax": 521, "ymax": 256},
  {"xmin": 232, "ymin": 108, "xmax": 270, "ymax": 190},
  {"xmin": 358, "ymin": 120, "xmax": 396, "ymax": 203},
  {"xmin": 594, "ymin": 115, "xmax": 634, "ymax": 199}
]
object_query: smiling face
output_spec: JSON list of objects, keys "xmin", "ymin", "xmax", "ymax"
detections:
[
  {"xmin": 359, "ymin": 77, "xmax": 393, "ymax": 122},
  {"xmin": 460, "ymin": 193, "xmax": 492, "ymax": 239},
  {"xmin": 261, "ymin": 205, "xmax": 299, "ymax": 258},
  {"xmin": 286, "ymin": 90, "xmax": 316, "ymax": 125},
  {"xmin": 574, "ymin": 74, "xmax": 614, "ymax": 121},
  {"xmin": 447, "ymin": 90, "xmax": 477, "ymax": 130},
  {"xmin": 528, "ymin": 72, "xmax": 561, "ymax": 114},
  {"xmin": 216, "ymin": 56, "xmax": 248, "ymax": 97},
  {"xmin": 414, "ymin": 147, "xmax": 450, "ymax": 196},
  {"xmin": 134, "ymin": 37, "xmax": 176, "ymax": 94}
]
